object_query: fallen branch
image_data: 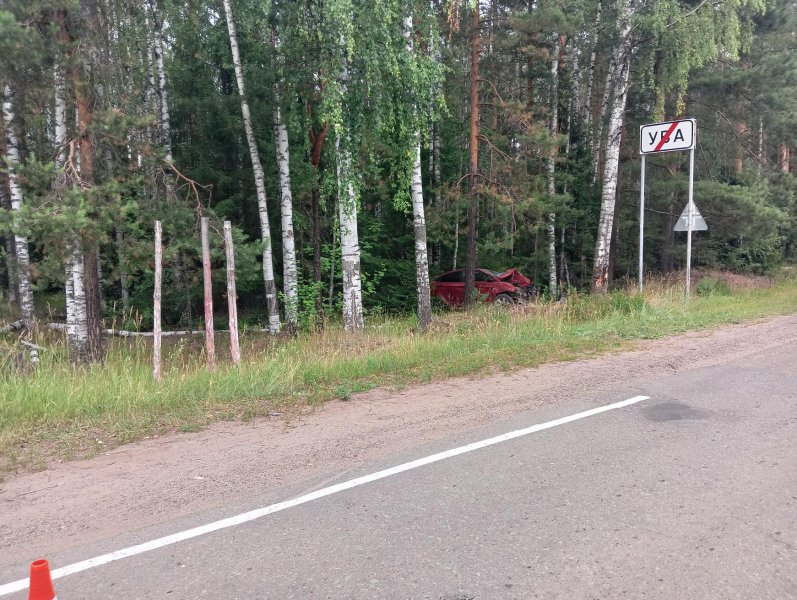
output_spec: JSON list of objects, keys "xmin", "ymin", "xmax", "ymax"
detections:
[
  {"xmin": 20, "ymin": 340, "xmax": 47, "ymax": 352},
  {"xmin": 0, "ymin": 320, "xmax": 25, "ymax": 334},
  {"xmin": 46, "ymin": 323, "xmax": 269, "ymax": 337}
]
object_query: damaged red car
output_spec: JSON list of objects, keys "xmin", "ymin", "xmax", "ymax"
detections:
[{"xmin": 431, "ymin": 268, "xmax": 536, "ymax": 307}]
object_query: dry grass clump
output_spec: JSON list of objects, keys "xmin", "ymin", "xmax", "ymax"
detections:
[{"xmin": 693, "ymin": 269, "xmax": 773, "ymax": 292}]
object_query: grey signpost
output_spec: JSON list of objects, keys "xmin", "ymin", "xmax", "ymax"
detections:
[{"xmin": 638, "ymin": 118, "xmax": 701, "ymax": 295}]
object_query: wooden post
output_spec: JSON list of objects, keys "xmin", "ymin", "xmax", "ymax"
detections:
[
  {"xmin": 201, "ymin": 217, "xmax": 216, "ymax": 372},
  {"xmin": 153, "ymin": 220, "xmax": 163, "ymax": 381},
  {"xmin": 223, "ymin": 221, "xmax": 241, "ymax": 365}
]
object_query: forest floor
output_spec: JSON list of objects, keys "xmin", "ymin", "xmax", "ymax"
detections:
[{"xmin": 1, "ymin": 307, "xmax": 796, "ymax": 566}]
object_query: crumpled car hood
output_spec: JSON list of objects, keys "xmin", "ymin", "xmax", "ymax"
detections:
[{"xmin": 498, "ymin": 268, "xmax": 532, "ymax": 287}]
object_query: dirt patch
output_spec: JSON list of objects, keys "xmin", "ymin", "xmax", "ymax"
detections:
[{"xmin": 1, "ymin": 313, "xmax": 796, "ymax": 571}]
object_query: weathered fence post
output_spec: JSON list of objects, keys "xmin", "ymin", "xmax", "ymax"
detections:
[
  {"xmin": 223, "ymin": 221, "xmax": 241, "ymax": 365},
  {"xmin": 153, "ymin": 220, "xmax": 163, "ymax": 381},
  {"xmin": 201, "ymin": 217, "xmax": 216, "ymax": 372}
]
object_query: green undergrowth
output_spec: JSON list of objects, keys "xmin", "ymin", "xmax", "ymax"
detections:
[{"xmin": 2, "ymin": 278, "xmax": 797, "ymax": 475}]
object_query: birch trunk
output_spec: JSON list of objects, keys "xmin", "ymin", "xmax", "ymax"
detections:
[
  {"xmin": 334, "ymin": 30, "xmax": 364, "ymax": 332},
  {"xmin": 584, "ymin": 0, "xmax": 601, "ymax": 129},
  {"xmin": 547, "ymin": 34, "xmax": 560, "ymax": 299},
  {"xmin": 222, "ymin": 0, "xmax": 280, "ymax": 334},
  {"xmin": 54, "ymin": 70, "xmax": 68, "ymax": 166},
  {"xmin": 592, "ymin": 0, "xmax": 634, "ymax": 293},
  {"xmin": 0, "ymin": 97, "xmax": 17, "ymax": 305},
  {"xmin": 433, "ymin": 123, "xmax": 441, "ymax": 207},
  {"xmin": 273, "ymin": 100, "xmax": 299, "ymax": 334},
  {"xmin": 69, "ymin": 238, "xmax": 89, "ymax": 362},
  {"xmin": 54, "ymin": 36, "xmax": 79, "ymax": 338},
  {"xmin": 593, "ymin": 5, "xmax": 621, "ymax": 185},
  {"xmin": 2, "ymin": 85, "xmax": 35, "ymax": 325},
  {"xmin": 403, "ymin": 14, "xmax": 432, "ymax": 331},
  {"xmin": 147, "ymin": 0, "xmax": 173, "ymax": 163},
  {"xmin": 464, "ymin": 3, "xmax": 481, "ymax": 306},
  {"xmin": 336, "ymin": 129, "xmax": 364, "ymax": 331},
  {"xmin": 56, "ymin": 8, "xmax": 88, "ymax": 360}
]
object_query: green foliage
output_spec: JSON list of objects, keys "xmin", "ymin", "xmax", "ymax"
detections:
[
  {"xmin": 1, "ymin": 0, "xmax": 794, "ymax": 333},
  {"xmin": 696, "ymin": 277, "xmax": 731, "ymax": 296}
]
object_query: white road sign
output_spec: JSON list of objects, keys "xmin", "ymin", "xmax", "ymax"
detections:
[
  {"xmin": 640, "ymin": 118, "xmax": 696, "ymax": 155},
  {"xmin": 674, "ymin": 201, "xmax": 707, "ymax": 231}
]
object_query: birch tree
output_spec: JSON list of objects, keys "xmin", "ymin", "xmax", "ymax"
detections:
[
  {"xmin": 464, "ymin": 0, "xmax": 481, "ymax": 307},
  {"xmin": 591, "ymin": 0, "xmax": 635, "ymax": 293},
  {"xmin": 148, "ymin": 0, "xmax": 173, "ymax": 163},
  {"xmin": 1, "ymin": 85, "xmax": 35, "ymax": 325},
  {"xmin": 403, "ymin": 12, "xmax": 432, "ymax": 331},
  {"xmin": 272, "ymin": 20, "xmax": 299, "ymax": 334},
  {"xmin": 335, "ymin": 45, "xmax": 365, "ymax": 331},
  {"xmin": 54, "ymin": 7, "xmax": 90, "ymax": 362},
  {"xmin": 222, "ymin": 0, "xmax": 281, "ymax": 334},
  {"xmin": 547, "ymin": 33, "xmax": 561, "ymax": 298}
]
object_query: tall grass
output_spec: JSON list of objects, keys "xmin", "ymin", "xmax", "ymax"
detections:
[{"xmin": 2, "ymin": 275, "xmax": 796, "ymax": 474}]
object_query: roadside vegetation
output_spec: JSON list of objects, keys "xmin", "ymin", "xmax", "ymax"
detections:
[{"xmin": 1, "ymin": 270, "xmax": 795, "ymax": 476}]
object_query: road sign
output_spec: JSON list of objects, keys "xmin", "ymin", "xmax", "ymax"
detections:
[
  {"xmin": 639, "ymin": 118, "xmax": 696, "ymax": 155},
  {"xmin": 674, "ymin": 201, "xmax": 708, "ymax": 232},
  {"xmin": 637, "ymin": 117, "xmax": 699, "ymax": 296}
]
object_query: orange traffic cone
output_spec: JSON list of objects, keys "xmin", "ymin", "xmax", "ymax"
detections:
[{"xmin": 28, "ymin": 559, "xmax": 57, "ymax": 600}]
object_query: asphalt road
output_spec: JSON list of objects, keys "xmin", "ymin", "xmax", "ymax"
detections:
[{"xmin": 2, "ymin": 332, "xmax": 796, "ymax": 599}]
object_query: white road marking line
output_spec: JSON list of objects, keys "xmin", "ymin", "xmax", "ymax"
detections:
[{"xmin": 0, "ymin": 395, "xmax": 649, "ymax": 596}]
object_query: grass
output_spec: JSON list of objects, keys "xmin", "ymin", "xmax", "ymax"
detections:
[{"xmin": 1, "ymin": 272, "xmax": 796, "ymax": 476}]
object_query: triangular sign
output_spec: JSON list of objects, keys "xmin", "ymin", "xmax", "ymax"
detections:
[{"xmin": 674, "ymin": 201, "xmax": 708, "ymax": 232}]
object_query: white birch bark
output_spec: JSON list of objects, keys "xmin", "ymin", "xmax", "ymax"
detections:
[
  {"xmin": 584, "ymin": 0, "xmax": 601, "ymax": 130},
  {"xmin": 54, "ymin": 70, "xmax": 68, "ymax": 166},
  {"xmin": 335, "ymin": 32, "xmax": 364, "ymax": 332},
  {"xmin": 593, "ymin": 3, "xmax": 621, "ymax": 185},
  {"xmin": 403, "ymin": 14, "xmax": 432, "ymax": 331},
  {"xmin": 69, "ymin": 237, "xmax": 89, "ymax": 361},
  {"xmin": 147, "ymin": 0, "xmax": 173, "ymax": 163},
  {"xmin": 222, "ymin": 0, "xmax": 280, "ymax": 333},
  {"xmin": 273, "ymin": 99, "xmax": 299, "ymax": 333},
  {"xmin": 2, "ymin": 85, "xmax": 35, "ymax": 325},
  {"xmin": 547, "ymin": 34, "xmax": 560, "ymax": 298},
  {"xmin": 336, "ymin": 129, "xmax": 364, "ymax": 331},
  {"xmin": 55, "ymin": 62, "xmax": 77, "ymax": 338},
  {"xmin": 592, "ymin": 0, "xmax": 635, "ymax": 293}
]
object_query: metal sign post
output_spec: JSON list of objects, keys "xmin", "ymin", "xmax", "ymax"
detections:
[
  {"xmin": 639, "ymin": 154, "xmax": 646, "ymax": 292},
  {"xmin": 638, "ymin": 118, "xmax": 700, "ymax": 295},
  {"xmin": 686, "ymin": 147, "xmax": 695, "ymax": 296}
]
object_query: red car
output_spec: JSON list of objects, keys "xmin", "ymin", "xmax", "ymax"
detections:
[{"xmin": 431, "ymin": 268, "xmax": 536, "ymax": 307}]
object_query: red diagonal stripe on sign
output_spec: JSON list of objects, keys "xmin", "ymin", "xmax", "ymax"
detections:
[{"xmin": 654, "ymin": 121, "xmax": 680, "ymax": 152}]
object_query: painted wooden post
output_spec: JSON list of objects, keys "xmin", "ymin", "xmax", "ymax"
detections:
[
  {"xmin": 153, "ymin": 220, "xmax": 163, "ymax": 381},
  {"xmin": 201, "ymin": 217, "xmax": 216, "ymax": 372},
  {"xmin": 223, "ymin": 221, "xmax": 241, "ymax": 365}
]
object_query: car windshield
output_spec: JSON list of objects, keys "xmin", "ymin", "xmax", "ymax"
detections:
[{"xmin": 485, "ymin": 269, "xmax": 504, "ymax": 278}]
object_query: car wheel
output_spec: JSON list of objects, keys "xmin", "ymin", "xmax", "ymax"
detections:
[{"xmin": 494, "ymin": 293, "xmax": 515, "ymax": 306}]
